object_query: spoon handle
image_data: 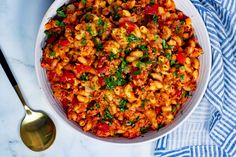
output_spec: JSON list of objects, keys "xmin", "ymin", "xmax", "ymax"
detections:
[
  {"xmin": 0, "ymin": 49, "xmax": 17, "ymax": 87},
  {"xmin": 0, "ymin": 48, "xmax": 29, "ymax": 109}
]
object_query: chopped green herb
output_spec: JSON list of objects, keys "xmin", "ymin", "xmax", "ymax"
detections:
[
  {"xmin": 85, "ymin": 13, "xmax": 91, "ymax": 22},
  {"xmin": 104, "ymin": 108, "xmax": 113, "ymax": 120},
  {"xmin": 172, "ymin": 106, "xmax": 177, "ymax": 112},
  {"xmin": 49, "ymin": 51, "xmax": 56, "ymax": 57},
  {"xmin": 126, "ymin": 116, "xmax": 140, "ymax": 127},
  {"xmin": 94, "ymin": 38, "xmax": 103, "ymax": 51},
  {"xmin": 183, "ymin": 91, "xmax": 190, "ymax": 97},
  {"xmin": 119, "ymin": 99, "xmax": 128, "ymax": 112},
  {"xmin": 173, "ymin": 72, "xmax": 178, "ymax": 77},
  {"xmin": 56, "ymin": 9, "xmax": 66, "ymax": 18},
  {"xmin": 80, "ymin": 73, "xmax": 89, "ymax": 81},
  {"xmin": 119, "ymin": 58, "xmax": 127, "ymax": 73},
  {"xmin": 175, "ymin": 25, "xmax": 179, "ymax": 33},
  {"xmin": 95, "ymin": 102, "xmax": 100, "ymax": 109},
  {"xmin": 174, "ymin": 63, "xmax": 182, "ymax": 68},
  {"xmin": 104, "ymin": 22, "xmax": 108, "ymax": 29},
  {"xmin": 105, "ymin": 76, "xmax": 116, "ymax": 90},
  {"xmin": 86, "ymin": 26, "xmax": 94, "ymax": 36},
  {"xmin": 134, "ymin": 70, "xmax": 141, "ymax": 75},
  {"xmin": 122, "ymin": 0, "xmax": 127, "ymax": 2},
  {"xmin": 158, "ymin": 124, "xmax": 164, "ymax": 129},
  {"xmin": 166, "ymin": 53, "xmax": 172, "ymax": 60},
  {"xmin": 97, "ymin": 18, "xmax": 104, "ymax": 26},
  {"xmin": 81, "ymin": 37, "xmax": 87, "ymax": 45},
  {"xmin": 108, "ymin": 52, "xmax": 118, "ymax": 61},
  {"xmin": 150, "ymin": 0, "xmax": 155, "ymax": 5},
  {"xmin": 137, "ymin": 44, "xmax": 148, "ymax": 51},
  {"xmin": 128, "ymin": 34, "xmax": 141, "ymax": 43},
  {"xmin": 140, "ymin": 127, "xmax": 148, "ymax": 133},
  {"xmin": 141, "ymin": 100, "xmax": 147, "ymax": 108},
  {"xmin": 124, "ymin": 47, "xmax": 131, "ymax": 54},
  {"xmin": 44, "ymin": 30, "xmax": 52, "ymax": 37},
  {"xmin": 82, "ymin": 0, "xmax": 86, "ymax": 4},
  {"xmin": 136, "ymin": 61, "xmax": 144, "ymax": 68},
  {"xmin": 180, "ymin": 74, "xmax": 185, "ymax": 80},
  {"xmin": 162, "ymin": 40, "xmax": 169, "ymax": 49},
  {"xmin": 152, "ymin": 48, "xmax": 157, "ymax": 53},
  {"xmin": 180, "ymin": 21, "xmax": 185, "ymax": 25},
  {"xmin": 152, "ymin": 15, "xmax": 158, "ymax": 24},
  {"xmin": 55, "ymin": 20, "xmax": 65, "ymax": 27},
  {"xmin": 170, "ymin": 60, "xmax": 176, "ymax": 66},
  {"xmin": 113, "ymin": 7, "xmax": 121, "ymax": 21}
]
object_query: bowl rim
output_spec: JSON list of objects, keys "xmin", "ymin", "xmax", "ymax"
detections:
[{"xmin": 34, "ymin": 0, "xmax": 212, "ymax": 144}]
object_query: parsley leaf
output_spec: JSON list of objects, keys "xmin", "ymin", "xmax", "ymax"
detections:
[
  {"xmin": 97, "ymin": 18, "xmax": 104, "ymax": 26},
  {"xmin": 165, "ymin": 53, "xmax": 172, "ymax": 60},
  {"xmin": 55, "ymin": 20, "xmax": 65, "ymax": 27},
  {"xmin": 140, "ymin": 127, "xmax": 148, "ymax": 133},
  {"xmin": 49, "ymin": 51, "xmax": 56, "ymax": 57},
  {"xmin": 81, "ymin": 37, "xmax": 87, "ymax": 45},
  {"xmin": 134, "ymin": 70, "xmax": 140, "ymax": 75},
  {"xmin": 175, "ymin": 25, "xmax": 179, "ymax": 33},
  {"xmin": 137, "ymin": 44, "xmax": 148, "ymax": 51},
  {"xmin": 128, "ymin": 34, "xmax": 141, "ymax": 43},
  {"xmin": 153, "ymin": 15, "xmax": 158, "ymax": 24},
  {"xmin": 180, "ymin": 74, "xmax": 185, "ymax": 80},
  {"xmin": 108, "ymin": 52, "xmax": 118, "ymax": 61},
  {"xmin": 94, "ymin": 38, "xmax": 103, "ymax": 51},
  {"xmin": 44, "ymin": 30, "xmax": 52, "ymax": 37},
  {"xmin": 80, "ymin": 73, "xmax": 89, "ymax": 81},
  {"xmin": 82, "ymin": 0, "xmax": 86, "ymax": 4},
  {"xmin": 56, "ymin": 9, "xmax": 66, "ymax": 18},
  {"xmin": 104, "ymin": 108, "xmax": 113, "ymax": 120},
  {"xmin": 162, "ymin": 40, "xmax": 169, "ymax": 49},
  {"xmin": 119, "ymin": 99, "xmax": 128, "ymax": 112}
]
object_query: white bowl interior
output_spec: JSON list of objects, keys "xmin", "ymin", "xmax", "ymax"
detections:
[{"xmin": 35, "ymin": 0, "xmax": 211, "ymax": 144}]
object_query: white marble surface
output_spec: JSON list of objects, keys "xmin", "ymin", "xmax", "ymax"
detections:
[{"xmin": 0, "ymin": 0, "xmax": 154, "ymax": 156}]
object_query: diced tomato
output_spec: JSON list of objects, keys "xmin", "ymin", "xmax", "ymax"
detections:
[
  {"xmin": 175, "ymin": 90, "xmax": 182, "ymax": 98},
  {"xmin": 97, "ymin": 123, "xmax": 110, "ymax": 132},
  {"xmin": 75, "ymin": 64, "xmax": 92, "ymax": 74},
  {"xmin": 60, "ymin": 71, "xmax": 75, "ymax": 84},
  {"xmin": 120, "ymin": 21, "xmax": 137, "ymax": 33},
  {"xmin": 98, "ymin": 77, "xmax": 106, "ymax": 86},
  {"xmin": 47, "ymin": 36, "xmax": 56, "ymax": 43},
  {"xmin": 58, "ymin": 39, "xmax": 69, "ymax": 46},
  {"xmin": 97, "ymin": 56, "xmax": 107, "ymax": 68},
  {"xmin": 97, "ymin": 66, "xmax": 108, "ymax": 74},
  {"xmin": 176, "ymin": 53, "xmax": 186, "ymax": 64},
  {"xmin": 145, "ymin": 4, "xmax": 159, "ymax": 15},
  {"xmin": 72, "ymin": 97, "xmax": 78, "ymax": 106},
  {"xmin": 155, "ymin": 107, "xmax": 161, "ymax": 114},
  {"xmin": 47, "ymin": 71, "xmax": 57, "ymax": 81}
]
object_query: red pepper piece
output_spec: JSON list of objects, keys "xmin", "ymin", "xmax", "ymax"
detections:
[
  {"xmin": 97, "ymin": 66, "xmax": 108, "ymax": 74},
  {"xmin": 98, "ymin": 77, "xmax": 106, "ymax": 86},
  {"xmin": 145, "ymin": 4, "xmax": 159, "ymax": 15},
  {"xmin": 58, "ymin": 39, "xmax": 69, "ymax": 46},
  {"xmin": 97, "ymin": 123, "xmax": 110, "ymax": 132},
  {"xmin": 60, "ymin": 71, "xmax": 75, "ymax": 84},
  {"xmin": 75, "ymin": 64, "xmax": 92, "ymax": 74},
  {"xmin": 120, "ymin": 21, "xmax": 137, "ymax": 33},
  {"xmin": 176, "ymin": 53, "xmax": 186, "ymax": 64}
]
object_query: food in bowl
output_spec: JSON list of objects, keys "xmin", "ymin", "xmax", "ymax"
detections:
[{"xmin": 41, "ymin": 0, "xmax": 202, "ymax": 138}]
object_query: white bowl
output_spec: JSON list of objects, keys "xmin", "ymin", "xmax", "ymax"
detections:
[{"xmin": 35, "ymin": 0, "xmax": 211, "ymax": 144}]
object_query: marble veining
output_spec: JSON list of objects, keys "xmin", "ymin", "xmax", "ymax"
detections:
[{"xmin": 0, "ymin": 0, "xmax": 154, "ymax": 157}]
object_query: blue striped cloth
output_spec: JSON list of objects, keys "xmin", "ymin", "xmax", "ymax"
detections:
[{"xmin": 154, "ymin": 0, "xmax": 236, "ymax": 156}]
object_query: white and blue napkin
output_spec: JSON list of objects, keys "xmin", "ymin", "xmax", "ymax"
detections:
[{"xmin": 154, "ymin": 0, "xmax": 236, "ymax": 156}]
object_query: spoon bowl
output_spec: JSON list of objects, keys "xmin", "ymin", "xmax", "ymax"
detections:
[
  {"xmin": 20, "ymin": 106, "xmax": 56, "ymax": 151},
  {"xmin": 0, "ymin": 49, "xmax": 56, "ymax": 151}
]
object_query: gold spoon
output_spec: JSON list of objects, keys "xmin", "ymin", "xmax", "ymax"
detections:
[{"xmin": 0, "ymin": 49, "xmax": 56, "ymax": 151}]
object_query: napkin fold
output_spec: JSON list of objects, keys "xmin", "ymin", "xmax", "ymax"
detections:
[{"xmin": 154, "ymin": 0, "xmax": 236, "ymax": 156}]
